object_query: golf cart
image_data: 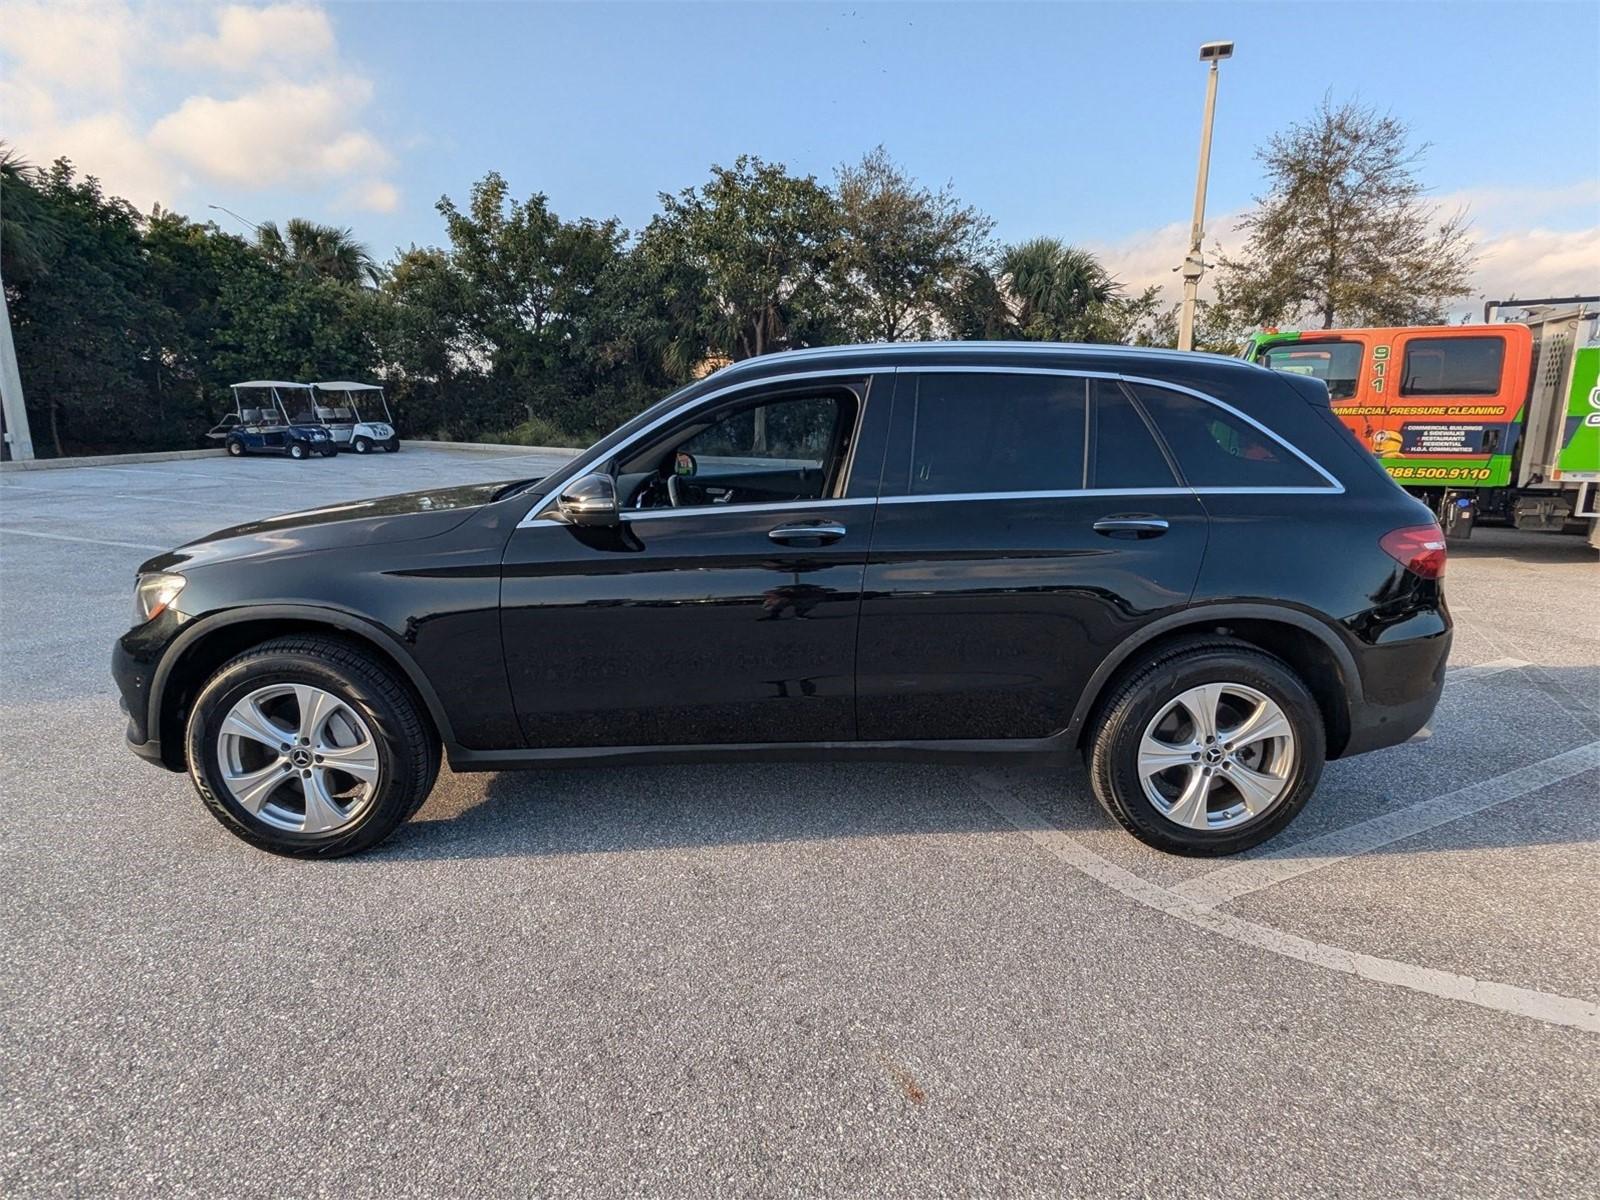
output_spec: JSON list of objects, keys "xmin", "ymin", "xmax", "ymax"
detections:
[
  {"xmin": 207, "ymin": 382, "xmax": 337, "ymax": 460},
  {"xmin": 310, "ymin": 381, "xmax": 399, "ymax": 453}
]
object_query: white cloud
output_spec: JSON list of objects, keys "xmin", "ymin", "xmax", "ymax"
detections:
[
  {"xmin": 150, "ymin": 80, "xmax": 390, "ymax": 186},
  {"xmin": 1091, "ymin": 187, "xmax": 1599, "ymax": 321},
  {"xmin": 0, "ymin": 2, "xmax": 398, "ymax": 216},
  {"xmin": 1468, "ymin": 226, "xmax": 1600, "ymax": 305},
  {"xmin": 174, "ymin": 3, "xmax": 335, "ymax": 71},
  {"xmin": 1091, "ymin": 212, "xmax": 1249, "ymax": 302},
  {"xmin": 340, "ymin": 180, "xmax": 401, "ymax": 214},
  {"xmin": 0, "ymin": 0, "xmax": 139, "ymax": 97}
]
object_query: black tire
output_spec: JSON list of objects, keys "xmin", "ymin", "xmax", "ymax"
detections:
[
  {"xmin": 288, "ymin": 441, "xmax": 307, "ymax": 460},
  {"xmin": 353, "ymin": 436, "xmax": 372, "ymax": 454},
  {"xmin": 1087, "ymin": 638, "xmax": 1326, "ymax": 856},
  {"xmin": 226, "ymin": 438, "xmax": 245, "ymax": 457},
  {"xmin": 385, "ymin": 440, "xmax": 399, "ymax": 452},
  {"xmin": 184, "ymin": 635, "xmax": 440, "ymax": 858}
]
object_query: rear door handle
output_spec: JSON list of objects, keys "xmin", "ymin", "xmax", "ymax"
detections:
[
  {"xmin": 768, "ymin": 521, "xmax": 847, "ymax": 545},
  {"xmin": 1092, "ymin": 516, "xmax": 1170, "ymax": 539}
]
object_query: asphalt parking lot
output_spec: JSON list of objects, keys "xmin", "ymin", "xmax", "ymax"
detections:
[{"xmin": 2, "ymin": 445, "xmax": 1597, "ymax": 1197}]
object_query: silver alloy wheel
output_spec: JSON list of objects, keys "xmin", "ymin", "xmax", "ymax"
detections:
[
  {"xmin": 217, "ymin": 683, "xmax": 381, "ymax": 834},
  {"xmin": 1137, "ymin": 682, "xmax": 1296, "ymax": 831}
]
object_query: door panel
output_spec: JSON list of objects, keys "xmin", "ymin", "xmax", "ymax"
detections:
[
  {"xmin": 856, "ymin": 492, "xmax": 1208, "ymax": 740},
  {"xmin": 856, "ymin": 369, "xmax": 1207, "ymax": 742},
  {"xmin": 500, "ymin": 501, "xmax": 875, "ymax": 747}
]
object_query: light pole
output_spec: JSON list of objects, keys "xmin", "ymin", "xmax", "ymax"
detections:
[
  {"xmin": 1177, "ymin": 40, "xmax": 1233, "ymax": 352},
  {"xmin": 207, "ymin": 203, "xmax": 264, "ymax": 234}
]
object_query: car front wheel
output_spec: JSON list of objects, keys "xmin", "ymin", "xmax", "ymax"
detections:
[
  {"xmin": 288, "ymin": 442, "xmax": 307, "ymax": 460},
  {"xmin": 353, "ymin": 436, "xmax": 371, "ymax": 454},
  {"xmin": 1087, "ymin": 639, "xmax": 1325, "ymax": 856},
  {"xmin": 184, "ymin": 635, "xmax": 439, "ymax": 857}
]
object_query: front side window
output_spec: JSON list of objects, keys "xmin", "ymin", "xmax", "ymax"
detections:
[
  {"xmin": 623, "ymin": 391, "xmax": 853, "ymax": 510},
  {"xmin": 1129, "ymin": 384, "xmax": 1330, "ymax": 489},
  {"xmin": 908, "ymin": 373, "xmax": 1086, "ymax": 495},
  {"xmin": 1400, "ymin": 336, "xmax": 1506, "ymax": 397},
  {"xmin": 1259, "ymin": 340, "xmax": 1363, "ymax": 400}
]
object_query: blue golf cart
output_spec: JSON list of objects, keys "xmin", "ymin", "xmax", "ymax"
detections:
[{"xmin": 207, "ymin": 382, "xmax": 337, "ymax": 460}]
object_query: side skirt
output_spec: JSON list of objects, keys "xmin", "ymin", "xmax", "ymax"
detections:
[{"xmin": 447, "ymin": 736, "xmax": 1080, "ymax": 773}]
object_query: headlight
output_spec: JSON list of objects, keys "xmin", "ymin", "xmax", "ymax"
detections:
[{"xmin": 134, "ymin": 573, "xmax": 186, "ymax": 622}]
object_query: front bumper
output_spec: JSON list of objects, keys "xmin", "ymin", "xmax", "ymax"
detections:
[{"xmin": 113, "ymin": 614, "xmax": 186, "ymax": 773}]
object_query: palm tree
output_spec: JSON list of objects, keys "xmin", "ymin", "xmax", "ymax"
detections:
[
  {"xmin": 0, "ymin": 145, "xmax": 60, "ymax": 284},
  {"xmin": 997, "ymin": 237, "xmax": 1120, "ymax": 342},
  {"xmin": 256, "ymin": 218, "xmax": 378, "ymax": 286}
]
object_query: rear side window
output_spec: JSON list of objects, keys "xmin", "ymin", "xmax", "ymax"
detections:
[
  {"xmin": 1400, "ymin": 336, "xmax": 1506, "ymax": 396},
  {"xmin": 1090, "ymin": 380, "xmax": 1177, "ymax": 488},
  {"xmin": 1129, "ymin": 383, "xmax": 1330, "ymax": 489},
  {"xmin": 908, "ymin": 373, "xmax": 1086, "ymax": 494},
  {"xmin": 1259, "ymin": 340, "xmax": 1363, "ymax": 400}
]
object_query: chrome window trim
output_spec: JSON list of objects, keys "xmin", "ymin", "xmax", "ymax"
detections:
[
  {"xmin": 876, "ymin": 485, "xmax": 1339, "ymax": 506},
  {"xmin": 518, "ymin": 360, "xmax": 1343, "ymax": 528},
  {"xmin": 517, "ymin": 368, "xmax": 873, "ymax": 527},
  {"xmin": 619, "ymin": 497, "xmax": 864, "ymax": 523}
]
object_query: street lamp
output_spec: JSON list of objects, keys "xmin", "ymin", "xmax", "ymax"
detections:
[
  {"xmin": 207, "ymin": 203, "xmax": 264, "ymax": 234},
  {"xmin": 1177, "ymin": 40, "xmax": 1233, "ymax": 352}
]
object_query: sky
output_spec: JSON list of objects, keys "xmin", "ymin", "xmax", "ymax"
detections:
[{"xmin": 4, "ymin": 0, "xmax": 1598, "ymax": 314}]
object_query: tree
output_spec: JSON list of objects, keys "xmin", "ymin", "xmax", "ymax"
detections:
[
  {"xmin": 1217, "ymin": 98, "xmax": 1476, "ymax": 329},
  {"xmin": 831, "ymin": 146, "xmax": 992, "ymax": 342},
  {"xmin": 256, "ymin": 218, "xmax": 379, "ymax": 286},
  {"xmin": 4, "ymin": 159, "xmax": 152, "ymax": 455},
  {"xmin": 640, "ymin": 155, "xmax": 841, "ymax": 363}
]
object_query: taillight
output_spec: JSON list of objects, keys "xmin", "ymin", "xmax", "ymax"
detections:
[{"xmin": 1380, "ymin": 524, "xmax": 1447, "ymax": 580}]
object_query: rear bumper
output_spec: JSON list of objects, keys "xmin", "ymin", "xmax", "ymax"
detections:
[{"xmin": 1339, "ymin": 621, "xmax": 1452, "ymax": 758}]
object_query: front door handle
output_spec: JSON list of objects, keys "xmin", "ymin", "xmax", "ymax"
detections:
[
  {"xmin": 768, "ymin": 521, "xmax": 847, "ymax": 546},
  {"xmin": 1092, "ymin": 515, "xmax": 1170, "ymax": 539}
]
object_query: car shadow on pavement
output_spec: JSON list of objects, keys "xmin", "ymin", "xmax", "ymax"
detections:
[{"xmin": 382, "ymin": 760, "xmax": 1097, "ymax": 862}]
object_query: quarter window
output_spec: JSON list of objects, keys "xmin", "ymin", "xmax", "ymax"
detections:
[
  {"xmin": 1129, "ymin": 384, "xmax": 1329, "ymax": 489},
  {"xmin": 1090, "ymin": 380, "xmax": 1178, "ymax": 489},
  {"xmin": 908, "ymin": 373, "xmax": 1086, "ymax": 494},
  {"xmin": 1259, "ymin": 340, "xmax": 1363, "ymax": 400},
  {"xmin": 1399, "ymin": 336, "xmax": 1506, "ymax": 397}
]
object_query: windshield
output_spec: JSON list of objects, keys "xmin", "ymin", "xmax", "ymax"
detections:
[{"xmin": 1259, "ymin": 340, "xmax": 1363, "ymax": 400}]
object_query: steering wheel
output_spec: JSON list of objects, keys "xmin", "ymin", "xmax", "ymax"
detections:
[{"xmin": 667, "ymin": 473, "xmax": 684, "ymax": 507}]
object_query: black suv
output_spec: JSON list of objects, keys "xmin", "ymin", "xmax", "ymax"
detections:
[{"xmin": 114, "ymin": 343, "xmax": 1450, "ymax": 858}]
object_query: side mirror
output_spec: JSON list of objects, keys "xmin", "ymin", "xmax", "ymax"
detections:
[{"xmin": 557, "ymin": 473, "xmax": 619, "ymax": 527}]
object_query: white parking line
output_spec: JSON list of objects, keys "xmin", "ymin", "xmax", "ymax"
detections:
[
  {"xmin": 1445, "ymin": 657, "xmax": 1529, "ymax": 683},
  {"xmin": 1168, "ymin": 741, "xmax": 1600, "ymax": 911},
  {"xmin": 970, "ymin": 771, "xmax": 1600, "ymax": 1035},
  {"xmin": 0, "ymin": 527, "xmax": 167, "ymax": 551}
]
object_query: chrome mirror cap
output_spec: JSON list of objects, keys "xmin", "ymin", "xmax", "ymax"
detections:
[{"xmin": 556, "ymin": 473, "xmax": 619, "ymax": 527}]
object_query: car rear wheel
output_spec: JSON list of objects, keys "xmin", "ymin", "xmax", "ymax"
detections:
[
  {"xmin": 184, "ymin": 635, "xmax": 439, "ymax": 858},
  {"xmin": 226, "ymin": 438, "xmax": 244, "ymax": 457},
  {"xmin": 288, "ymin": 442, "xmax": 307, "ymax": 460},
  {"xmin": 1087, "ymin": 639, "xmax": 1325, "ymax": 856},
  {"xmin": 353, "ymin": 436, "xmax": 372, "ymax": 454}
]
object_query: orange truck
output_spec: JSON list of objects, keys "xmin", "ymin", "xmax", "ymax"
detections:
[{"xmin": 1244, "ymin": 303, "xmax": 1600, "ymax": 542}]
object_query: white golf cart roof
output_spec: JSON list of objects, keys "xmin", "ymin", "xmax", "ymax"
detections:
[
  {"xmin": 233, "ymin": 380, "xmax": 311, "ymax": 389},
  {"xmin": 312, "ymin": 381, "xmax": 383, "ymax": 392}
]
